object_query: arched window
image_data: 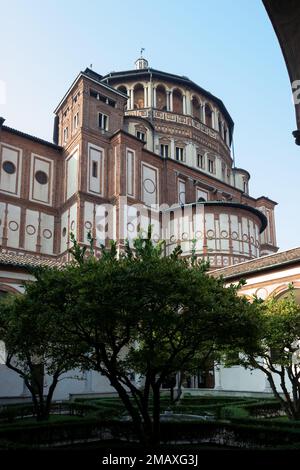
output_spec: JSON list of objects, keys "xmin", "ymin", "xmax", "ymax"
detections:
[
  {"xmin": 133, "ymin": 83, "xmax": 144, "ymax": 109},
  {"xmin": 173, "ymin": 88, "xmax": 183, "ymax": 114},
  {"xmin": 156, "ymin": 85, "xmax": 167, "ymax": 111},
  {"xmin": 205, "ymin": 104, "xmax": 213, "ymax": 128},
  {"xmin": 218, "ymin": 115, "xmax": 222, "ymax": 133},
  {"xmin": 117, "ymin": 85, "xmax": 128, "ymax": 110},
  {"xmin": 192, "ymin": 96, "xmax": 201, "ymax": 120},
  {"xmin": 224, "ymin": 126, "xmax": 228, "ymax": 144}
]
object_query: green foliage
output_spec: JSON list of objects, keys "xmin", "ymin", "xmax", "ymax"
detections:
[
  {"xmin": 0, "ymin": 228, "xmax": 258, "ymax": 443},
  {"xmin": 0, "ymin": 270, "xmax": 84, "ymax": 421},
  {"xmin": 227, "ymin": 288, "xmax": 300, "ymax": 420}
]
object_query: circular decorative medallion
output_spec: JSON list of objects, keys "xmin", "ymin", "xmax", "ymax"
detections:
[
  {"xmin": 206, "ymin": 229, "xmax": 215, "ymax": 239},
  {"xmin": 26, "ymin": 225, "xmax": 36, "ymax": 235},
  {"xmin": 62, "ymin": 227, "xmax": 67, "ymax": 237},
  {"xmin": 70, "ymin": 220, "xmax": 75, "ymax": 231},
  {"xmin": 250, "ymin": 236, "xmax": 254, "ymax": 244},
  {"xmin": 242, "ymin": 234, "xmax": 249, "ymax": 241},
  {"xmin": 181, "ymin": 232, "xmax": 188, "ymax": 240},
  {"xmin": 143, "ymin": 178, "xmax": 156, "ymax": 194},
  {"xmin": 3, "ymin": 161, "xmax": 16, "ymax": 174},
  {"xmin": 195, "ymin": 230, "xmax": 203, "ymax": 239},
  {"xmin": 231, "ymin": 231, "xmax": 238, "ymax": 240},
  {"xmin": 221, "ymin": 230, "xmax": 228, "ymax": 238},
  {"xmin": 127, "ymin": 222, "xmax": 135, "ymax": 233},
  {"xmin": 35, "ymin": 170, "xmax": 48, "ymax": 185},
  {"xmin": 8, "ymin": 221, "xmax": 18, "ymax": 231},
  {"xmin": 43, "ymin": 229, "xmax": 52, "ymax": 239},
  {"xmin": 85, "ymin": 221, "xmax": 92, "ymax": 230}
]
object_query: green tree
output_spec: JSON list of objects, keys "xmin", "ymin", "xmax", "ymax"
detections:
[
  {"xmin": 57, "ymin": 232, "xmax": 256, "ymax": 444},
  {"xmin": 226, "ymin": 288, "xmax": 300, "ymax": 420},
  {"xmin": 0, "ymin": 231, "xmax": 257, "ymax": 441},
  {"xmin": 0, "ymin": 271, "xmax": 82, "ymax": 421}
]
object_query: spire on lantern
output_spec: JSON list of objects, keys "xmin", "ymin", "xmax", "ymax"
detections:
[{"xmin": 135, "ymin": 48, "xmax": 148, "ymax": 70}]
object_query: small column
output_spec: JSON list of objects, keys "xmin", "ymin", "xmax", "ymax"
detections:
[
  {"xmin": 169, "ymin": 90, "xmax": 173, "ymax": 112},
  {"xmin": 215, "ymin": 364, "xmax": 223, "ymax": 390},
  {"xmin": 202, "ymin": 104, "xmax": 206, "ymax": 124},
  {"xmin": 211, "ymin": 110, "xmax": 216, "ymax": 129},
  {"xmin": 144, "ymin": 86, "xmax": 148, "ymax": 108},
  {"xmin": 199, "ymin": 103, "xmax": 203, "ymax": 122},
  {"xmin": 148, "ymin": 86, "xmax": 152, "ymax": 109},
  {"xmin": 153, "ymin": 86, "xmax": 157, "ymax": 108},
  {"xmin": 183, "ymin": 94, "xmax": 187, "ymax": 115},
  {"xmin": 185, "ymin": 91, "xmax": 191, "ymax": 115},
  {"xmin": 127, "ymin": 88, "xmax": 132, "ymax": 110}
]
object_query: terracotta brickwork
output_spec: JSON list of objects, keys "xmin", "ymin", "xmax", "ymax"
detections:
[{"xmin": 0, "ymin": 64, "xmax": 278, "ymax": 270}]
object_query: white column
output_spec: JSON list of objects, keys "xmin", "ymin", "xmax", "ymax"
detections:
[
  {"xmin": 170, "ymin": 138, "xmax": 175, "ymax": 159},
  {"xmin": 212, "ymin": 110, "xmax": 216, "ymax": 129},
  {"xmin": 183, "ymin": 94, "xmax": 187, "ymax": 114},
  {"xmin": 169, "ymin": 90, "xmax": 173, "ymax": 112},
  {"xmin": 202, "ymin": 104, "xmax": 206, "ymax": 124},
  {"xmin": 215, "ymin": 364, "xmax": 223, "ymax": 390},
  {"xmin": 199, "ymin": 103, "xmax": 203, "ymax": 122},
  {"xmin": 148, "ymin": 86, "xmax": 152, "ymax": 109},
  {"xmin": 128, "ymin": 88, "xmax": 133, "ymax": 110},
  {"xmin": 153, "ymin": 86, "xmax": 157, "ymax": 108},
  {"xmin": 144, "ymin": 86, "xmax": 148, "ymax": 108},
  {"xmin": 185, "ymin": 91, "xmax": 191, "ymax": 115}
]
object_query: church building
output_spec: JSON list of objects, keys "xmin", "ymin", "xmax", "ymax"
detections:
[{"xmin": 0, "ymin": 55, "xmax": 286, "ymax": 399}]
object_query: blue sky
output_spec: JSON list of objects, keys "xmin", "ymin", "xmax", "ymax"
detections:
[{"xmin": 1, "ymin": 0, "xmax": 299, "ymax": 250}]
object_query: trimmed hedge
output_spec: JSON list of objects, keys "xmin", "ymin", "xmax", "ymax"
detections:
[{"xmin": 2, "ymin": 417, "xmax": 300, "ymax": 449}]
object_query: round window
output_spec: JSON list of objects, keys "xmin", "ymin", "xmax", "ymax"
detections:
[
  {"xmin": 62, "ymin": 227, "xmax": 67, "ymax": 237},
  {"xmin": 35, "ymin": 171, "xmax": 48, "ymax": 185},
  {"xmin": 2, "ymin": 161, "xmax": 16, "ymax": 174}
]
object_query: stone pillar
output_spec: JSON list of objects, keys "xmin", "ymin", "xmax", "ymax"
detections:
[
  {"xmin": 215, "ymin": 364, "xmax": 223, "ymax": 390},
  {"xmin": 127, "ymin": 88, "xmax": 133, "ymax": 110},
  {"xmin": 144, "ymin": 86, "xmax": 148, "ymax": 108},
  {"xmin": 169, "ymin": 90, "xmax": 173, "ymax": 112},
  {"xmin": 183, "ymin": 94, "xmax": 187, "ymax": 114},
  {"xmin": 202, "ymin": 104, "xmax": 206, "ymax": 124},
  {"xmin": 148, "ymin": 86, "xmax": 152, "ymax": 109},
  {"xmin": 185, "ymin": 91, "xmax": 191, "ymax": 115},
  {"xmin": 211, "ymin": 110, "xmax": 216, "ymax": 129},
  {"xmin": 153, "ymin": 86, "xmax": 157, "ymax": 108}
]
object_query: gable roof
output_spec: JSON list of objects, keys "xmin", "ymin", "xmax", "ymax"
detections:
[{"xmin": 210, "ymin": 247, "xmax": 300, "ymax": 280}]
